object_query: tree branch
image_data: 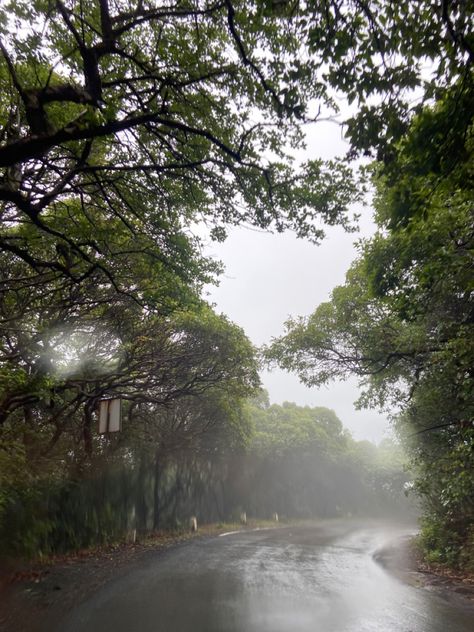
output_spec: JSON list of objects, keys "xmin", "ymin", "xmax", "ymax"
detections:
[{"xmin": 0, "ymin": 112, "xmax": 242, "ymax": 167}]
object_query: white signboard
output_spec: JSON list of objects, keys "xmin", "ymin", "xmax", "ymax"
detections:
[{"xmin": 98, "ymin": 398, "xmax": 122, "ymax": 433}]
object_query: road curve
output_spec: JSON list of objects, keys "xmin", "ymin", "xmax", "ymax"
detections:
[{"xmin": 60, "ymin": 521, "xmax": 474, "ymax": 632}]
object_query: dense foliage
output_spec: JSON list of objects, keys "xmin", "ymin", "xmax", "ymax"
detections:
[
  {"xmin": 1, "ymin": 1, "xmax": 472, "ymax": 563},
  {"xmin": 1, "ymin": 0, "xmax": 472, "ymax": 295},
  {"xmin": 237, "ymin": 397, "xmax": 411, "ymax": 522},
  {"xmin": 0, "ymin": 393, "xmax": 412, "ymax": 557},
  {"xmin": 267, "ymin": 84, "xmax": 474, "ymax": 570}
]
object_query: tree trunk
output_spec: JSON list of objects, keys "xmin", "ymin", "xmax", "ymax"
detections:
[
  {"xmin": 83, "ymin": 402, "xmax": 93, "ymax": 457},
  {"xmin": 136, "ymin": 452, "xmax": 148, "ymax": 533},
  {"xmin": 153, "ymin": 450, "xmax": 161, "ymax": 530}
]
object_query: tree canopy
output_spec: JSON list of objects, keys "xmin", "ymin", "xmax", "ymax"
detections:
[
  {"xmin": 230, "ymin": 396, "xmax": 412, "ymax": 522},
  {"xmin": 266, "ymin": 83, "xmax": 474, "ymax": 569},
  {"xmin": 1, "ymin": 0, "xmax": 472, "ymax": 296},
  {"xmin": 1, "ymin": 0, "xmax": 473, "ymax": 565}
]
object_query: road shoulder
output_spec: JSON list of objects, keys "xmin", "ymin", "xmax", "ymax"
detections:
[
  {"xmin": 374, "ymin": 535, "xmax": 474, "ymax": 607},
  {"xmin": 0, "ymin": 527, "xmax": 222, "ymax": 632}
]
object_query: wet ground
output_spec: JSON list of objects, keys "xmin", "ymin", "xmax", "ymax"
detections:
[{"xmin": 59, "ymin": 521, "xmax": 474, "ymax": 632}]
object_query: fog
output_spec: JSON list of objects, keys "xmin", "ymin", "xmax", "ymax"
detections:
[
  {"xmin": 204, "ymin": 217, "xmax": 391, "ymax": 444},
  {"xmin": 199, "ymin": 115, "xmax": 391, "ymax": 445}
]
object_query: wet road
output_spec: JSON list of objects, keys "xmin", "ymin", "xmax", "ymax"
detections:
[{"xmin": 61, "ymin": 521, "xmax": 474, "ymax": 632}]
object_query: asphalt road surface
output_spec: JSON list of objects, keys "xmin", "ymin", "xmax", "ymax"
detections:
[{"xmin": 60, "ymin": 521, "xmax": 474, "ymax": 632}]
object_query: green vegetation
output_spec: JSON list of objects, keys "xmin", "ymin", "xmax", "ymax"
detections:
[
  {"xmin": 0, "ymin": 391, "xmax": 412, "ymax": 558},
  {"xmin": 267, "ymin": 84, "xmax": 474, "ymax": 570},
  {"xmin": 0, "ymin": 308, "xmax": 260, "ymax": 557},
  {"xmin": 1, "ymin": 1, "xmax": 472, "ymax": 567},
  {"xmin": 239, "ymin": 398, "xmax": 411, "ymax": 522}
]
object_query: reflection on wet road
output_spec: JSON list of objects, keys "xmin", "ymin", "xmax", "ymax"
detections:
[{"xmin": 61, "ymin": 522, "xmax": 474, "ymax": 632}]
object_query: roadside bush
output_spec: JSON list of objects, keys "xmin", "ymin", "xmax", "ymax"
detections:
[
  {"xmin": 0, "ymin": 484, "xmax": 55, "ymax": 559},
  {"xmin": 418, "ymin": 516, "xmax": 474, "ymax": 570}
]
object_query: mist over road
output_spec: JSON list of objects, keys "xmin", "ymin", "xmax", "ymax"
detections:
[{"xmin": 60, "ymin": 521, "xmax": 474, "ymax": 632}]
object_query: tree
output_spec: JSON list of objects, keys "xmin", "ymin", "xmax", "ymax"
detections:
[
  {"xmin": 0, "ymin": 299, "xmax": 260, "ymax": 553},
  {"xmin": 0, "ymin": 295, "xmax": 259, "ymax": 458},
  {"xmin": 266, "ymin": 85, "xmax": 474, "ymax": 568},
  {"xmin": 2, "ymin": 0, "xmax": 472, "ymax": 435},
  {"xmin": 1, "ymin": 0, "xmax": 472, "ymax": 296},
  {"xmin": 229, "ymin": 396, "xmax": 412, "ymax": 520},
  {"xmin": 1, "ymin": 0, "xmax": 472, "ymax": 558},
  {"xmin": 0, "ymin": 0, "xmax": 363, "ymax": 297}
]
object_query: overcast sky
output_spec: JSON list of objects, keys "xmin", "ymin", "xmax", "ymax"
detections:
[{"xmin": 203, "ymin": 120, "xmax": 392, "ymax": 444}]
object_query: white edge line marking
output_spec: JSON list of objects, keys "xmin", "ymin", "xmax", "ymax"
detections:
[{"xmin": 219, "ymin": 527, "xmax": 278, "ymax": 537}]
